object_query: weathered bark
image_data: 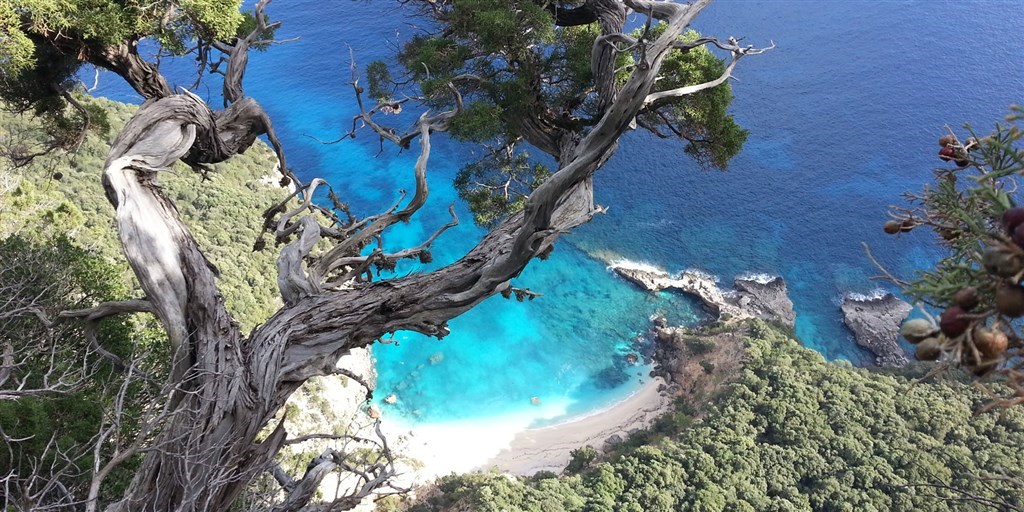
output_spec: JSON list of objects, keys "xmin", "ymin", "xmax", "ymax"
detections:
[
  {"xmin": 216, "ymin": 0, "xmax": 281, "ymax": 105},
  {"xmin": 591, "ymin": 0, "xmax": 628, "ymax": 112},
  {"xmin": 93, "ymin": 41, "xmax": 174, "ymax": 100}
]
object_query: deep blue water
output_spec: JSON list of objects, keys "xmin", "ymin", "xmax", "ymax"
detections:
[{"xmin": 93, "ymin": 1, "xmax": 1024, "ymax": 425}]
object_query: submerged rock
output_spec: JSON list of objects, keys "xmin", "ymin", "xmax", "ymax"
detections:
[
  {"xmin": 384, "ymin": 393, "xmax": 398, "ymax": 404},
  {"xmin": 841, "ymin": 293, "xmax": 912, "ymax": 367},
  {"xmin": 651, "ymin": 314, "xmax": 668, "ymax": 328}
]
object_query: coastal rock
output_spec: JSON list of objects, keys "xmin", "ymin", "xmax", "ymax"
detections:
[
  {"xmin": 610, "ymin": 263, "xmax": 748, "ymax": 321},
  {"xmin": 732, "ymin": 276, "xmax": 796, "ymax": 327},
  {"xmin": 604, "ymin": 434, "xmax": 623, "ymax": 447},
  {"xmin": 651, "ymin": 314, "xmax": 668, "ymax": 328},
  {"xmin": 366, "ymin": 404, "xmax": 382, "ymax": 419},
  {"xmin": 384, "ymin": 393, "xmax": 398, "ymax": 404},
  {"xmin": 655, "ymin": 327, "xmax": 674, "ymax": 343},
  {"xmin": 610, "ymin": 262, "xmax": 796, "ymax": 325},
  {"xmin": 841, "ymin": 293, "xmax": 912, "ymax": 367},
  {"xmin": 613, "ymin": 265, "xmax": 672, "ymax": 291}
]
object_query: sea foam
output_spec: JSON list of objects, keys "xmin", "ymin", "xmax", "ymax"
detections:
[
  {"xmin": 606, "ymin": 258, "xmax": 668, "ymax": 275},
  {"xmin": 736, "ymin": 272, "xmax": 780, "ymax": 285},
  {"xmin": 841, "ymin": 288, "xmax": 891, "ymax": 303}
]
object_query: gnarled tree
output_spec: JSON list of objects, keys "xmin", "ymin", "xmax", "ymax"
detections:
[{"xmin": 1, "ymin": 0, "xmax": 769, "ymax": 510}]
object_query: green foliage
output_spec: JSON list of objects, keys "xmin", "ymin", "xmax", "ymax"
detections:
[
  {"xmin": 0, "ymin": 5, "xmax": 34, "ymax": 76},
  {"xmin": 415, "ymin": 471, "xmax": 585, "ymax": 512},
  {"xmin": 411, "ymin": 322, "xmax": 1024, "ymax": 511},
  {"xmin": 0, "ymin": 0, "xmax": 244, "ymax": 140},
  {"xmin": 895, "ymin": 114, "xmax": 1024, "ymax": 308},
  {"xmin": 637, "ymin": 29, "xmax": 748, "ymax": 169},
  {"xmin": 699, "ymin": 360, "xmax": 715, "ymax": 373},
  {"xmin": 564, "ymin": 445, "xmax": 598, "ymax": 475},
  {"xmin": 233, "ymin": 8, "xmax": 276, "ymax": 51},
  {"xmin": 684, "ymin": 336, "xmax": 716, "ymax": 354},
  {"xmin": 365, "ymin": 60, "xmax": 394, "ymax": 102},
  {"xmin": 444, "ymin": 0, "xmax": 554, "ymax": 57},
  {"xmin": 389, "ymin": 6, "xmax": 749, "ymax": 223},
  {"xmin": 881, "ymin": 109, "xmax": 1024, "ymax": 387},
  {"xmin": 181, "ymin": 0, "xmax": 244, "ymax": 41},
  {"xmin": 400, "ymin": 36, "xmax": 473, "ymax": 86},
  {"xmin": 453, "ymin": 148, "xmax": 550, "ymax": 228},
  {"xmin": 448, "ymin": 101, "xmax": 504, "ymax": 143}
]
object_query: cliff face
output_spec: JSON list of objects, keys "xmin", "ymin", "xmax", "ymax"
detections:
[{"xmin": 840, "ymin": 294, "xmax": 912, "ymax": 367}]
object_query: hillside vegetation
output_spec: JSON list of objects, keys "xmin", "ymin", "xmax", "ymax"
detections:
[
  {"xmin": 408, "ymin": 322, "xmax": 1024, "ymax": 512},
  {"xmin": 0, "ymin": 95, "xmax": 287, "ymax": 331}
]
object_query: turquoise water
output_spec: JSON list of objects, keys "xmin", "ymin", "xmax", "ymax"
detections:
[{"xmin": 93, "ymin": 1, "xmax": 1024, "ymax": 425}]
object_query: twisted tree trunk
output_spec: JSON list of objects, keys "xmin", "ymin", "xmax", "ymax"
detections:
[
  {"xmin": 95, "ymin": 95, "xmax": 606, "ymax": 511},
  {"xmin": 93, "ymin": 41, "xmax": 173, "ymax": 100},
  {"xmin": 83, "ymin": 0, "xmax": 770, "ymax": 509}
]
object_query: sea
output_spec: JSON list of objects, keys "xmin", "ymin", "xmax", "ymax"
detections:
[{"xmin": 92, "ymin": 0, "xmax": 1024, "ymax": 427}]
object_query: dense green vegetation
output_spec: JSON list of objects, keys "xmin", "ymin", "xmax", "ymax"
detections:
[
  {"xmin": 0, "ymin": 0, "xmax": 248, "ymax": 146},
  {"xmin": 410, "ymin": 322, "xmax": 1024, "ymax": 511},
  {"xmin": 0, "ymin": 95, "xmax": 288, "ymax": 331}
]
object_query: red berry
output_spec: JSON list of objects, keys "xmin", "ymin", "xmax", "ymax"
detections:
[
  {"xmin": 939, "ymin": 306, "xmax": 970, "ymax": 338},
  {"xmin": 1002, "ymin": 207, "xmax": 1024, "ymax": 232},
  {"xmin": 939, "ymin": 146, "xmax": 955, "ymax": 161}
]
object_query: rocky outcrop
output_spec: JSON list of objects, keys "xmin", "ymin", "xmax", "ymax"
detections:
[
  {"xmin": 841, "ymin": 293, "xmax": 912, "ymax": 367},
  {"xmin": 610, "ymin": 262, "xmax": 795, "ymax": 326},
  {"xmin": 646, "ymin": 317, "xmax": 749, "ymax": 415},
  {"xmin": 732, "ymin": 276, "xmax": 796, "ymax": 327},
  {"xmin": 611, "ymin": 264, "xmax": 748, "ymax": 320}
]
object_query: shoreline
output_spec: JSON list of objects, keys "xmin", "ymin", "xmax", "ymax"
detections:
[
  {"xmin": 384, "ymin": 376, "xmax": 671, "ymax": 485},
  {"xmin": 478, "ymin": 376, "xmax": 670, "ymax": 476}
]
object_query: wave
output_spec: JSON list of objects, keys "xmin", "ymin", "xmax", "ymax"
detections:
[
  {"xmin": 606, "ymin": 258, "xmax": 667, "ymax": 275},
  {"xmin": 841, "ymin": 288, "xmax": 891, "ymax": 303},
  {"xmin": 736, "ymin": 272, "xmax": 780, "ymax": 284}
]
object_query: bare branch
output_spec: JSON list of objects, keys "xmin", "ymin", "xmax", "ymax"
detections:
[
  {"xmin": 59, "ymin": 299, "xmax": 154, "ymax": 322},
  {"xmin": 644, "ymin": 37, "xmax": 774, "ymax": 106}
]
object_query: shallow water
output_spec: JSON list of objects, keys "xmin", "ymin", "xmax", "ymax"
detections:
[{"xmin": 93, "ymin": 0, "xmax": 1024, "ymax": 424}]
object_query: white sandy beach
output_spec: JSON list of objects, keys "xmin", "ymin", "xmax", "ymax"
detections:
[
  {"xmin": 480, "ymin": 376, "xmax": 671, "ymax": 475},
  {"xmin": 383, "ymin": 376, "xmax": 671, "ymax": 485}
]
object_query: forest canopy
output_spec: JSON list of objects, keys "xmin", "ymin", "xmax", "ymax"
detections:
[{"xmin": 410, "ymin": 323, "xmax": 1024, "ymax": 512}]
